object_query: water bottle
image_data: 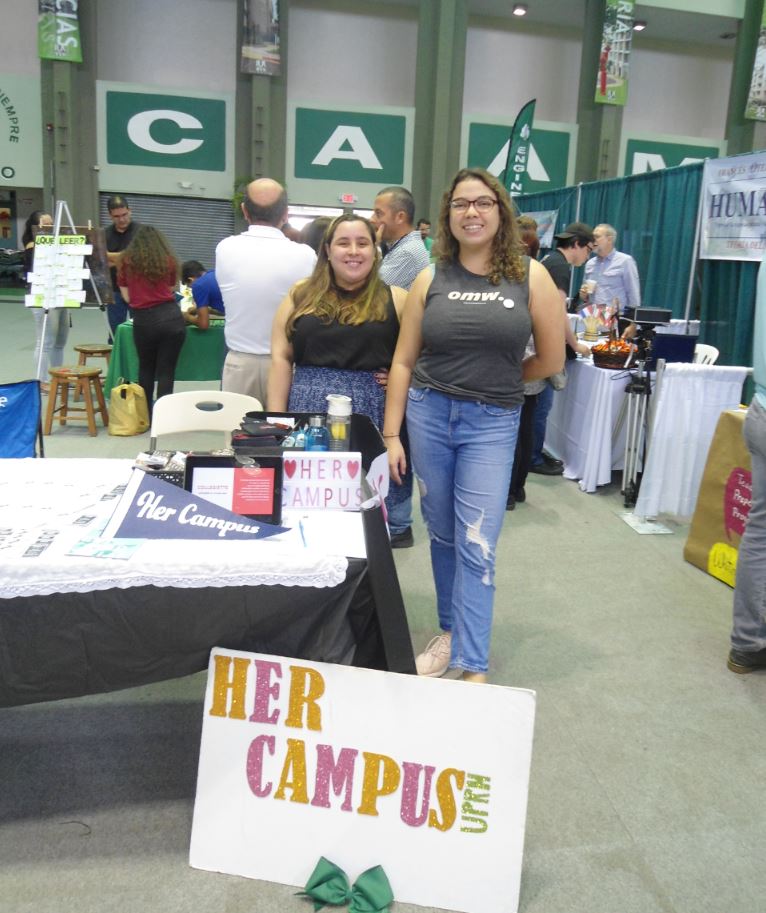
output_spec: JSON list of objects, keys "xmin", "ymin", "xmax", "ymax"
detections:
[
  {"xmin": 306, "ymin": 415, "xmax": 329, "ymax": 451},
  {"xmin": 326, "ymin": 394, "xmax": 352, "ymax": 451}
]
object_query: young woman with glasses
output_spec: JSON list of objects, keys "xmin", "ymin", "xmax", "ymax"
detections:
[{"xmin": 383, "ymin": 168, "xmax": 563, "ymax": 683}]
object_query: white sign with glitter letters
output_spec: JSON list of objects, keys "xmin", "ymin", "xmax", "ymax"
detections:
[{"xmin": 190, "ymin": 649, "xmax": 536, "ymax": 913}]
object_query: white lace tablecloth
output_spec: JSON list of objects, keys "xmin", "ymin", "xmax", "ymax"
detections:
[{"xmin": 0, "ymin": 459, "xmax": 349, "ymax": 599}]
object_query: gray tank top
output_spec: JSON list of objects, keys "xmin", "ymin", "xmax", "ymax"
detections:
[{"xmin": 412, "ymin": 259, "xmax": 532, "ymax": 408}]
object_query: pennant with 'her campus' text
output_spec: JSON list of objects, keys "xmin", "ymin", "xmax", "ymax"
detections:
[
  {"xmin": 102, "ymin": 469, "xmax": 289, "ymax": 541},
  {"xmin": 503, "ymin": 99, "xmax": 535, "ymax": 197}
]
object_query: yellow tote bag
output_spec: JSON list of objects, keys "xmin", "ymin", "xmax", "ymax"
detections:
[{"xmin": 108, "ymin": 382, "xmax": 149, "ymax": 436}]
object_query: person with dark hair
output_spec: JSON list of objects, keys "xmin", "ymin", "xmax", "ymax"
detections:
[
  {"xmin": 215, "ymin": 178, "xmax": 316, "ymax": 405},
  {"xmin": 23, "ymin": 210, "xmax": 66, "ymax": 392},
  {"xmin": 180, "ymin": 260, "xmax": 224, "ymax": 330},
  {"xmin": 268, "ymin": 214, "xmax": 411, "ymax": 536},
  {"xmin": 383, "ymin": 168, "xmax": 563, "ymax": 682},
  {"xmin": 104, "ymin": 194, "xmax": 140, "ymax": 340},
  {"xmin": 417, "ymin": 218, "xmax": 433, "ymax": 254},
  {"xmin": 299, "ymin": 216, "xmax": 332, "ymax": 254},
  {"xmin": 118, "ymin": 226, "xmax": 185, "ymax": 413},
  {"xmin": 516, "ymin": 216, "xmax": 540, "ymax": 261},
  {"xmin": 528, "ymin": 222, "xmax": 594, "ymax": 479},
  {"xmin": 371, "ymin": 186, "xmax": 430, "ymax": 291},
  {"xmin": 371, "ymin": 185, "xmax": 430, "ymax": 546},
  {"xmin": 507, "ymin": 216, "xmax": 544, "ymax": 510}
]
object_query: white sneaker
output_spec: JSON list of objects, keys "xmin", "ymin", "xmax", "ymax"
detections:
[{"xmin": 415, "ymin": 632, "xmax": 452, "ymax": 677}]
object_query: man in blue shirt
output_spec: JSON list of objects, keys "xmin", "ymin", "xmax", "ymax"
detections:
[
  {"xmin": 580, "ymin": 223, "xmax": 641, "ymax": 314},
  {"xmin": 728, "ymin": 254, "xmax": 766, "ymax": 673},
  {"xmin": 181, "ymin": 260, "xmax": 225, "ymax": 330}
]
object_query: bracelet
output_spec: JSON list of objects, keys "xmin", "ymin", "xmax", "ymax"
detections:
[{"xmin": 382, "ymin": 433, "xmax": 400, "ymax": 439}]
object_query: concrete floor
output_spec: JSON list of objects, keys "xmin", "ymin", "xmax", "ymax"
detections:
[{"xmin": 1, "ymin": 302, "xmax": 763, "ymax": 913}]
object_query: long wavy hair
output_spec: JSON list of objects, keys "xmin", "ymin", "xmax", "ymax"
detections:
[
  {"xmin": 433, "ymin": 168, "xmax": 526, "ymax": 285},
  {"xmin": 122, "ymin": 225, "xmax": 178, "ymax": 283},
  {"xmin": 285, "ymin": 214, "xmax": 389, "ymax": 337}
]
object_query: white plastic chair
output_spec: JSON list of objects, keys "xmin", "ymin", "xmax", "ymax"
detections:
[
  {"xmin": 693, "ymin": 343, "xmax": 719, "ymax": 365},
  {"xmin": 149, "ymin": 390, "xmax": 262, "ymax": 450}
]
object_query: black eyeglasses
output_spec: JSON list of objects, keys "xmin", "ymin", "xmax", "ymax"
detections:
[{"xmin": 449, "ymin": 197, "xmax": 498, "ymax": 213}]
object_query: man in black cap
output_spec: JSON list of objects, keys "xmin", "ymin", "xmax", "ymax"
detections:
[
  {"xmin": 530, "ymin": 221, "xmax": 594, "ymax": 476},
  {"xmin": 104, "ymin": 194, "xmax": 140, "ymax": 340}
]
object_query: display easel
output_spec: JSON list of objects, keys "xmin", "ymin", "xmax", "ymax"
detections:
[{"xmin": 27, "ymin": 200, "xmax": 111, "ymax": 382}]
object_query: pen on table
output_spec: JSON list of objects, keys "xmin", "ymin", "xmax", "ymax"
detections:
[{"xmin": 298, "ymin": 518, "xmax": 307, "ymax": 548}]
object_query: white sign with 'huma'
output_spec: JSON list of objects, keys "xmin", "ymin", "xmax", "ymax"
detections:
[{"xmin": 190, "ymin": 649, "xmax": 536, "ymax": 913}]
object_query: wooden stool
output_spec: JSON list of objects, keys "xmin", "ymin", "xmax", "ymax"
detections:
[
  {"xmin": 74, "ymin": 343, "xmax": 113, "ymax": 369},
  {"xmin": 44, "ymin": 366, "xmax": 109, "ymax": 437}
]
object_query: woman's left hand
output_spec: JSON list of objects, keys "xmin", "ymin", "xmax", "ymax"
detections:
[{"xmin": 374, "ymin": 368, "xmax": 389, "ymax": 389}]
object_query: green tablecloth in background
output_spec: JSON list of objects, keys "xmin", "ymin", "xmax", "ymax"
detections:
[{"xmin": 104, "ymin": 320, "xmax": 226, "ymax": 396}]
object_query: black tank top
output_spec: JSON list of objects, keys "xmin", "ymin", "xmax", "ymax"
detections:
[{"xmin": 291, "ymin": 288, "xmax": 399, "ymax": 371}]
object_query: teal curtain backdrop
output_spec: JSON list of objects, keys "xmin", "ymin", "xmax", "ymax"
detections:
[{"xmin": 518, "ymin": 161, "xmax": 756, "ymax": 383}]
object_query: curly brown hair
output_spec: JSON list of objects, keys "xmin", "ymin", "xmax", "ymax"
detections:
[
  {"xmin": 433, "ymin": 168, "xmax": 526, "ymax": 285},
  {"xmin": 285, "ymin": 214, "xmax": 390, "ymax": 337},
  {"xmin": 122, "ymin": 225, "xmax": 178, "ymax": 283}
]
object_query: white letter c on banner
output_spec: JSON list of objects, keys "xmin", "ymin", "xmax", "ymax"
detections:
[{"xmin": 127, "ymin": 110, "xmax": 204, "ymax": 155}]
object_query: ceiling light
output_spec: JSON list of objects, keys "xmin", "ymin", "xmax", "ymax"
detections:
[
  {"xmin": 512, "ymin": 4, "xmax": 528, "ymax": 17},
  {"xmin": 633, "ymin": 20, "xmax": 647, "ymax": 31}
]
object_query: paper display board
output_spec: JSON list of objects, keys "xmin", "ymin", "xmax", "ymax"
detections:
[
  {"xmin": 25, "ymin": 233, "xmax": 92, "ymax": 309},
  {"xmin": 190, "ymin": 649, "xmax": 536, "ymax": 913}
]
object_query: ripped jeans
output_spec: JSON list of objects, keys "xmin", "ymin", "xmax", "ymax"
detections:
[{"xmin": 406, "ymin": 386, "xmax": 520, "ymax": 673}]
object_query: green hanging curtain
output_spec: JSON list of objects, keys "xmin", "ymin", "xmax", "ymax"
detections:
[{"xmin": 518, "ymin": 162, "xmax": 758, "ymax": 389}]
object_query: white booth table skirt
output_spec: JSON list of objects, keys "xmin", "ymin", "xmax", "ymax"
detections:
[
  {"xmin": 0, "ymin": 459, "xmax": 349, "ymax": 599},
  {"xmin": 635, "ymin": 363, "xmax": 749, "ymax": 519},
  {"xmin": 545, "ymin": 359, "xmax": 632, "ymax": 492}
]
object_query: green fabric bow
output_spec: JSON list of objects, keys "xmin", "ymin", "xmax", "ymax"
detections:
[{"xmin": 298, "ymin": 856, "xmax": 394, "ymax": 913}]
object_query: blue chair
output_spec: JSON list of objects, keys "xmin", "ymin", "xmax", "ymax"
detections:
[{"xmin": 0, "ymin": 380, "xmax": 45, "ymax": 457}]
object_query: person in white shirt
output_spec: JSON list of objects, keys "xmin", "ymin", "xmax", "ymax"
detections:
[{"xmin": 215, "ymin": 179, "xmax": 316, "ymax": 405}]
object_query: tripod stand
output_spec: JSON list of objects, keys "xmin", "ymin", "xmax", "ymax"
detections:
[{"xmin": 616, "ymin": 329, "xmax": 658, "ymax": 508}]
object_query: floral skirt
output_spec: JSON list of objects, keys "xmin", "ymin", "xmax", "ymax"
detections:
[{"xmin": 288, "ymin": 365, "xmax": 412, "ymax": 523}]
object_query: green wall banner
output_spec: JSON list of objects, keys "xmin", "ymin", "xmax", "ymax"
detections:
[
  {"xmin": 106, "ymin": 91, "xmax": 226, "ymax": 171},
  {"xmin": 0, "ymin": 73, "xmax": 44, "ymax": 188},
  {"xmin": 97, "ymin": 82, "xmax": 234, "ymax": 199},
  {"xmin": 595, "ymin": 0, "xmax": 634, "ymax": 106},
  {"xmin": 466, "ymin": 122, "xmax": 572, "ymax": 194},
  {"xmin": 38, "ymin": 0, "xmax": 82, "ymax": 63},
  {"xmin": 294, "ymin": 107, "xmax": 406, "ymax": 184},
  {"xmin": 625, "ymin": 138, "xmax": 722, "ymax": 175}
]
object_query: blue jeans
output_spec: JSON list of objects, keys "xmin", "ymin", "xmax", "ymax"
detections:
[
  {"xmin": 406, "ymin": 387, "xmax": 521, "ymax": 673},
  {"xmin": 531, "ymin": 382, "xmax": 554, "ymax": 464},
  {"xmin": 731, "ymin": 397, "xmax": 766, "ymax": 651},
  {"xmin": 107, "ymin": 287, "xmax": 130, "ymax": 342}
]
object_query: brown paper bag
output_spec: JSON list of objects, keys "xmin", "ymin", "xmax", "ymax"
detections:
[{"xmin": 683, "ymin": 409, "xmax": 752, "ymax": 587}]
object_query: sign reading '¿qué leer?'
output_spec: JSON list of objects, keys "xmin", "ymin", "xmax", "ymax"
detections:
[{"xmin": 190, "ymin": 649, "xmax": 536, "ymax": 913}]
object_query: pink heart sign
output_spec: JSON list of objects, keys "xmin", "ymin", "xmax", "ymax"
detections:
[
  {"xmin": 284, "ymin": 459, "xmax": 297, "ymax": 479},
  {"xmin": 347, "ymin": 460, "xmax": 359, "ymax": 479}
]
